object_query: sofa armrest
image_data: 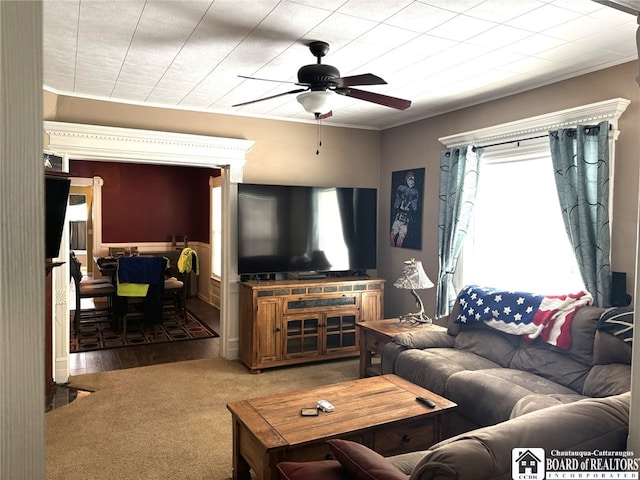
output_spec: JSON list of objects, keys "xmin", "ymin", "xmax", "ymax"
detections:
[
  {"xmin": 381, "ymin": 342, "xmax": 407, "ymax": 374},
  {"xmin": 381, "ymin": 331, "xmax": 455, "ymax": 375},
  {"xmin": 406, "ymin": 393, "xmax": 630, "ymax": 480},
  {"xmin": 393, "ymin": 330, "xmax": 456, "ymax": 350},
  {"xmin": 387, "ymin": 451, "xmax": 429, "ymax": 475}
]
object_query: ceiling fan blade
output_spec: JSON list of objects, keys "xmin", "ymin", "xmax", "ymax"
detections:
[
  {"xmin": 316, "ymin": 111, "xmax": 333, "ymax": 120},
  {"xmin": 340, "ymin": 88, "xmax": 411, "ymax": 110},
  {"xmin": 238, "ymin": 74, "xmax": 298, "ymax": 85},
  {"xmin": 335, "ymin": 74, "xmax": 386, "ymax": 88},
  {"xmin": 232, "ymin": 88, "xmax": 308, "ymax": 107}
]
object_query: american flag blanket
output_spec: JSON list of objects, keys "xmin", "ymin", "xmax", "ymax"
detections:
[{"xmin": 455, "ymin": 285, "xmax": 593, "ymax": 350}]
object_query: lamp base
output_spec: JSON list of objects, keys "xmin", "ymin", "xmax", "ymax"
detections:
[{"xmin": 399, "ymin": 312, "xmax": 432, "ymax": 325}]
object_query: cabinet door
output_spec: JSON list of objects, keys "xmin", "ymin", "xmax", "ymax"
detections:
[
  {"xmin": 325, "ymin": 312, "xmax": 358, "ymax": 352},
  {"xmin": 361, "ymin": 290, "xmax": 382, "ymax": 322},
  {"xmin": 283, "ymin": 314, "xmax": 320, "ymax": 360},
  {"xmin": 255, "ymin": 298, "xmax": 282, "ymax": 365}
]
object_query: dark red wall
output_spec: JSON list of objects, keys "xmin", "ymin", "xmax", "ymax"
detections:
[{"xmin": 69, "ymin": 161, "xmax": 218, "ymax": 244}]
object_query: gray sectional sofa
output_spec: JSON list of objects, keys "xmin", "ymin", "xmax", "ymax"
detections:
[
  {"xmin": 381, "ymin": 299, "xmax": 632, "ymax": 437},
  {"xmin": 276, "ymin": 296, "xmax": 633, "ymax": 480},
  {"xmin": 386, "ymin": 392, "xmax": 631, "ymax": 480}
]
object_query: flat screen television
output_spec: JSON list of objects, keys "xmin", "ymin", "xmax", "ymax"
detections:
[
  {"xmin": 45, "ymin": 175, "xmax": 70, "ymax": 259},
  {"xmin": 237, "ymin": 183, "xmax": 377, "ymax": 275}
]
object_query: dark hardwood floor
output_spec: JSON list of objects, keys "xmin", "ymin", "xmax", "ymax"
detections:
[
  {"xmin": 46, "ymin": 297, "xmax": 220, "ymax": 411},
  {"xmin": 68, "ymin": 296, "xmax": 220, "ymax": 376}
]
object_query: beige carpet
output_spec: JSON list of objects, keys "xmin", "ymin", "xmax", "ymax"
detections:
[{"xmin": 46, "ymin": 356, "xmax": 359, "ymax": 480}]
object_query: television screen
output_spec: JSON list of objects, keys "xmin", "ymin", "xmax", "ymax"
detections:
[
  {"xmin": 237, "ymin": 184, "xmax": 377, "ymax": 275},
  {"xmin": 45, "ymin": 175, "xmax": 70, "ymax": 259}
]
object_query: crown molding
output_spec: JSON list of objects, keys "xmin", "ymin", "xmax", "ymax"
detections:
[
  {"xmin": 43, "ymin": 121, "xmax": 254, "ymax": 171},
  {"xmin": 439, "ymin": 98, "xmax": 631, "ymax": 148}
]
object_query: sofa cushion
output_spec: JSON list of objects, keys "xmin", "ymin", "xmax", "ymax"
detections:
[
  {"xmin": 509, "ymin": 393, "xmax": 587, "ymax": 418},
  {"xmin": 393, "ymin": 330, "xmax": 455, "ymax": 350},
  {"xmin": 562, "ymin": 303, "xmax": 604, "ymax": 364},
  {"xmin": 508, "ymin": 346, "xmax": 590, "ymax": 392},
  {"xmin": 593, "ymin": 330, "xmax": 632, "ymax": 365},
  {"xmin": 327, "ymin": 439, "xmax": 408, "ymax": 480},
  {"xmin": 453, "ymin": 329, "xmax": 519, "ymax": 367},
  {"xmin": 394, "ymin": 348, "xmax": 501, "ymax": 396},
  {"xmin": 582, "ymin": 364, "xmax": 631, "ymax": 397},
  {"xmin": 277, "ymin": 460, "xmax": 350, "ymax": 480},
  {"xmin": 445, "ymin": 368, "xmax": 578, "ymax": 426},
  {"xmin": 523, "ymin": 304, "xmax": 604, "ymax": 366}
]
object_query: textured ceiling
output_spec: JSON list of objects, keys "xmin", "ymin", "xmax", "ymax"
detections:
[{"xmin": 43, "ymin": 0, "xmax": 639, "ymax": 129}]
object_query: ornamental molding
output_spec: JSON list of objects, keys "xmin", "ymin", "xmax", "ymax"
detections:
[
  {"xmin": 43, "ymin": 121, "xmax": 254, "ymax": 171},
  {"xmin": 439, "ymin": 97, "xmax": 631, "ymax": 148}
]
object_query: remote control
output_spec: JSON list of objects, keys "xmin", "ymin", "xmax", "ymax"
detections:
[
  {"xmin": 416, "ymin": 396, "xmax": 436, "ymax": 408},
  {"xmin": 316, "ymin": 399, "xmax": 335, "ymax": 412}
]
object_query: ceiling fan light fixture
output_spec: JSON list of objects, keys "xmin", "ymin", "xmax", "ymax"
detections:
[{"xmin": 296, "ymin": 90, "xmax": 333, "ymax": 115}]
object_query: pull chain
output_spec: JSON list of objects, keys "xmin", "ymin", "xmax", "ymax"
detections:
[{"xmin": 315, "ymin": 113, "xmax": 322, "ymax": 155}]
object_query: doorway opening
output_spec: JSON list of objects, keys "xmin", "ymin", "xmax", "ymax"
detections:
[
  {"xmin": 45, "ymin": 121, "xmax": 254, "ymax": 385},
  {"xmin": 68, "ymin": 186, "xmax": 92, "ymax": 274}
]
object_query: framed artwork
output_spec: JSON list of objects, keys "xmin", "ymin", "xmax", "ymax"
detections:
[{"xmin": 389, "ymin": 167, "xmax": 424, "ymax": 250}]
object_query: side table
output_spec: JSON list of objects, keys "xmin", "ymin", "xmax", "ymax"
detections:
[{"xmin": 357, "ymin": 318, "xmax": 446, "ymax": 377}]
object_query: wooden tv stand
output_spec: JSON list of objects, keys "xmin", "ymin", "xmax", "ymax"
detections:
[{"xmin": 239, "ymin": 277, "xmax": 384, "ymax": 373}]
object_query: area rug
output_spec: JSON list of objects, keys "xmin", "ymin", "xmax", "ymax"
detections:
[
  {"xmin": 70, "ymin": 310, "xmax": 218, "ymax": 353},
  {"xmin": 45, "ymin": 356, "xmax": 360, "ymax": 480}
]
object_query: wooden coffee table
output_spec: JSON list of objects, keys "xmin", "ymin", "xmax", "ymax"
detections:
[{"xmin": 226, "ymin": 374, "xmax": 456, "ymax": 480}]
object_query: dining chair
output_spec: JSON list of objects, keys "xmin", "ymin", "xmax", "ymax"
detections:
[
  {"xmin": 163, "ymin": 257, "xmax": 188, "ymax": 321},
  {"xmin": 69, "ymin": 253, "xmax": 116, "ymax": 337},
  {"xmin": 171, "ymin": 234, "xmax": 188, "ymax": 250},
  {"xmin": 71, "ymin": 251, "xmax": 113, "ymax": 286}
]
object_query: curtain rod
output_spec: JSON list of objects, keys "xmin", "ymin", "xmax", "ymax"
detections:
[
  {"xmin": 472, "ymin": 134, "xmax": 548, "ymax": 152},
  {"xmin": 472, "ymin": 123, "xmax": 611, "ymax": 151}
]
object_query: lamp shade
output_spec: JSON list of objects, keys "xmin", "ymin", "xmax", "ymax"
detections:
[
  {"xmin": 393, "ymin": 258, "xmax": 434, "ymax": 290},
  {"xmin": 297, "ymin": 90, "xmax": 333, "ymax": 115}
]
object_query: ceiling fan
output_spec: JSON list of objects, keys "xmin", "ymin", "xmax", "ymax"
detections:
[{"xmin": 232, "ymin": 41, "xmax": 412, "ymax": 119}]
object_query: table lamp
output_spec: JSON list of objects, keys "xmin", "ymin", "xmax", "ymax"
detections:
[{"xmin": 393, "ymin": 258, "xmax": 434, "ymax": 324}]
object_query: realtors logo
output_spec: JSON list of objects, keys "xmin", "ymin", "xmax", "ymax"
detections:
[{"xmin": 512, "ymin": 448, "xmax": 545, "ymax": 480}]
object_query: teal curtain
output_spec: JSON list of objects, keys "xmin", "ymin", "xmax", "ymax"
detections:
[
  {"xmin": 436, "ymin": 145, "xmax": 482, "ymax": 318},
  {"xmin": 549, "ymin": 120, "xmax": 611, "ymax": 306}
]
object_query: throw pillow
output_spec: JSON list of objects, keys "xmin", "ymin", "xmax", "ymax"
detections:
[
  {"xmin": 327, "ymin": 439, "xmax": 409, "ymax": 480},
  {"xmin": 277, "ymin": 460, "xmax": 350, "ymax": 480},
  {"xmin": 596, "ymin": 305, "xmax": 633, "ymax": 343}
]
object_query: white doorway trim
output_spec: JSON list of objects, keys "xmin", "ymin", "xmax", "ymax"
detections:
[{"xmin": 44, "ymin": 121, "xmax": 254, "ymax": 379}]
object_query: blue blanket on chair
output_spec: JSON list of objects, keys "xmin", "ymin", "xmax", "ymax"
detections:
[
  {"xmin": 116, "ymin": 256, "xmax": 166, "ymax": 325},
  {"xmin": 118, "ymin": 256, "xmax": 164, "ymax": 284}
]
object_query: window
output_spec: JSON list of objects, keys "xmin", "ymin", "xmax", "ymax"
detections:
[
  {"xmin": 440, "ymin": 98, "xmax": 629, "ymax": 303},
  {"xmin": 460, "ymin": 147, "xmax": 584, "ymax": 294}
]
